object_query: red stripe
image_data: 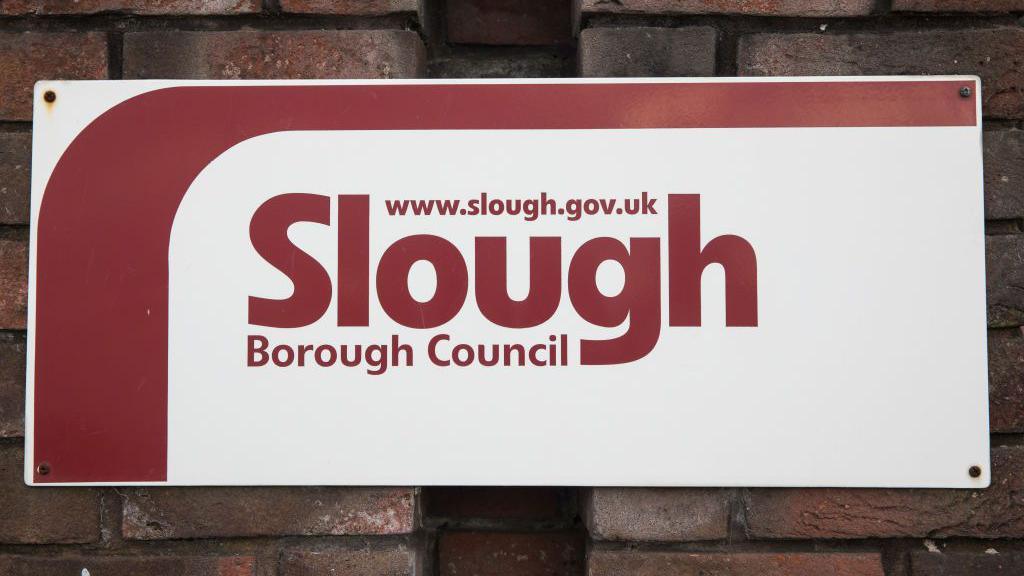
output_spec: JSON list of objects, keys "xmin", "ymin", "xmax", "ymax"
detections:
[{"xmin": 32, "ymin": 80, "xmax": 977, "ymax": 483}]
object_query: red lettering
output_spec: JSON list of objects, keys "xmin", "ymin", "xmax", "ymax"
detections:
[
  {"xmin": 248, "ymin": 193, "xmax": 331, "ymax": 328},
  {"xmin": 668, "ymin": 194, "xmax": 758, "ymax": 327},
  {"xmin": 475, "ymin": 237, "xmax": 560, "ymax": 328},
  {"xmin": 569, "ymin": 237, "xmax": 661, "ymax": 365}
]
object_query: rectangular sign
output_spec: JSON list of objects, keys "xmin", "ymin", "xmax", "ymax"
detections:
[{"xmin": 26, "ymin": 78, "xmax": 988, "ymax": 487}]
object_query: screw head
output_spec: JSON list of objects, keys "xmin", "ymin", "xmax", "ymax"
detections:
[
  {"xmin": 959, "ymin": 86, "xmax": 972, "ymax": 98},
  {"xmin": 36, "ymin": 462, "xmax": 51, "ymax": 476},
  {"xmin": 969, "ymin": 465, "xmax": 982, "ymax": 478},
  {"xmin": 43, "ymin": 90, "xmax": 56, "ymax": 103}
]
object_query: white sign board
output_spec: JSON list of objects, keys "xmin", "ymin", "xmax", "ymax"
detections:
[{"xmin": 26, "ymin": 78, "xmax": 988, "ymax": 487}]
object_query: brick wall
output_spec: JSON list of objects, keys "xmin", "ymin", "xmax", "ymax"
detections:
[{"xmin": 0, "ymin": 1, "xmax": 1022, "ymax": 575}]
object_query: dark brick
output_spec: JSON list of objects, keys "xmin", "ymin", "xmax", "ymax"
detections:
[
  {"xmin": 439, "ymin": 532, "xmax": 583, "ymax": 576},
  {"xmin": 989, "ymin": 328, "xmax": 1024, "ymax": 432},
  {"xmin": 911, "ymin": 550, "xmax": 1024, "ymax": 575},
  {"xmin": 0, "ymin": 132, "xmax": 30, "ymax": 225},
  {"xmin": 988, "ymin": 235, "xmax": 1024, "ymax": 327},
  {"xmin": 0, "ymin": 32, "xmax": 107, "ymax": 121},
  {"xmin": 584, "ymin": 488, "xmax": 729, "ymax": 542},
  {"xmin": 123, "ymin": 30, "xmax": 425, "ymax": 80},
  {"xmin": 579, "ymin": 27, "xmax": 717, "ymax": 77},
  {"xmin": 0, "ymin": 445, "xmax": 100, "ymax": 544},
  {"xmin": 0, "ymin": 555, "xmax": 254, "ymax": 576},
  {"xmin": 0, "ymin": 0, "xmax": 259, "ymax": 14},
  {"xmin": 589, "ymin": 550, "xmax": 884, "ymax": 576},
  {"xmin": 281, "ymin": 544, "xmax": 417, "ymax": 576},
  {"xmin": 121, "ymin": 487, "xmax": 415, "ymax": 539},
  {"xmin": 0, "ymin": 332, "xmax": 25, "ymax": 437},
  {"xmin": 426, "ymin": 487, "xmax": 563, "ymax": 520},
  {"xmin": 280, "ymin": 0, "xmax": 417, "ymax": 15},
  {"xmin": 579, "ymin": 0, "xmax": 874, "ymax": 16},
  {"xmin": 745, "ymin": 446, "xmax": 1024, "ymax": 539},
  {"xmin": 430, "ymin": 51, "xmax": 573, "ymax": 78},
  {"xmin": 0, "ymin": 238, "xmax": 27, "ymax": 330},
  {"xmin": 985, "ymin": 129, "xmax": 1024, "ymax": 220},
  {"xmin": 447, "ymin": 0, "xmax": 572, "ymax": 45},
  {"xmin": 739, "ymin": 28, "xmax": 1024, "ymax": 119},
  {"xmin": 894, "ymin": 0, "xmax": 1024, "ymax": 11}
]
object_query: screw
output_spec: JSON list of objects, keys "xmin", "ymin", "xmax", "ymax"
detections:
[
  {"xmin": 969, "ymin": 465, "xmax": 982, "ymax": 478},
  {"xmin": 36, "ymin": 462, "xmax": 50, "ymax": 476},
  {"xmin": 959, "ymin": 86, "xmax": 972, "ymax": 98},
  {"xmin": 43, "ymin": 90, "xmax": 56, "ymax": 103}
]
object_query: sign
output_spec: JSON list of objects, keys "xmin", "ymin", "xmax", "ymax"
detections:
[{"xmin": 26, "ymin": 78, "xmax": 988, "ymax": 487}]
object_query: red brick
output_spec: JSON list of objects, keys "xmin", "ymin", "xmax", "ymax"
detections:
[
  {"xmin": 0, "ymin": 0, "xmax": 259, "ymax": 15},
  {"xmin": 744, "ymin": 446, "xmax": 1024, "ymax": 539},
  {"xmin": 280, "ymin": 0, "xmax": 418, "ymax": 15},
  {"xmin": 0, "ymin": 445, "xmax": 100, "ymax": 544},
  {"xmin": 439, "ymin": 531, "xmax": 583, "ymax": 576},
  {"xmin": 0, "ymin": 555, "xmax": 255, "ymax": 576},
  {"xmin": 579, "ymin": 27, "xmax": 717, "ymax": 77},
  {"xmin": 989, "ymin": 328, "xmax": 1024, "ymax": 432},
  {"xmin": 738, "ymin": 28, "xmax": 1024, "ymax": 119},
  {"xmin": 911, "ymin": 550, "xmax": 1024, "ymax": 575},
  {"xmin": 0, "ymin": 238, "xmax": 27, "ymax": 330},
  {"xmin": 588, "ymin": 550, "xmax": 884, "ymax": 576},
  {"xmin": 447, "ymin": 0, "xmax": 572, "ymax": 45},
  {"xmin": 0, "ymin": 332, "xmax": 25, "ymax": 437},
  {"xmin": 426, "ymin": 487, "xmax": 563, "ymax": 520},
  {"xmin": 893, "ymin": 0, "xmax": 1024, "ymax": 11},
  {"xmin": 0, "ymin": 32, "xmax": 107, "ymax": 121},
  {"xmin": 988, "ymin": 235, "xmax": 1024, "ymax": 327},
  {"xmin": 281, "ymin": 544, "xmax": 417, "ymax": 576},
  {"xmin": 120, "ymin": 486, "xmax": 415, "ymax": 539},
  {"xmin": 985, "ymin": 129, "xmax": 1024, "ymax": 220},
  {"xmin": 579, "ymin": 0, "xmax": 873, "ymax": 16},
  {"xmin": 584, "ymin": 488, "xmax": 729, "ymax": 542},
  {"xmin": 123, "ymin": 30, "xmax": 425, "ymax": 80},
  {"xmin": 0, "ymin": 132, "xmax": 30, "ymax": 225}
]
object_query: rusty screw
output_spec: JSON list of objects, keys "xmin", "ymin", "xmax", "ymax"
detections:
[
  {"xmin": 43, "ymin": 90, "xmax": 56, "ymax": 103},
  {"xmin": 959, "ymin": 86, "xmax": 972, "ymax": 98},
  {"xmin": 36, "ymin": 462, "xmax": 51, "ymax": 476},
  {"xmin": 969, "ymin": 465, "xmax": 982, "ymax": 478}
]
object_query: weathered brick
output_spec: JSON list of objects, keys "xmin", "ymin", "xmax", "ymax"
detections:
[
  {"xmin": 588, "ymin": 550, "xmax": 884, "ymax": 576},
  {"xmin": 280, "ymin": 0, "xmax": 417, "ymax": 15},
  {"xmin": 584, "ymin": 488, "xmax": 729, "ymax": 542},
  {"xmin": 447, "ymin": 0, "xmax": 572, "ymax": 45},
  {"xmin": 0, "ymin": 332, "xmax": 25, "ymax": 438},
  {"xmin": 0, "ymin": 555, "xmax": 254, "ymax": 576},
  {"xmin": 430, "ymin": 51, "xmax": 573, "ymax": 78},
  {"xmin": 579, "ymin": 27, "xmax": 717, "ymax": 77},
  {"xmin": 988, "ymin": 235, "xmax": 1024, "ymax": 327},
  {"xmin": 580, "ymin": 0, "xmax": 874, "ymax": 17},
  {"xmin": 123, "ymin": 30, "xmax": 425, "ymax": 80},
  {"xmin": 893, "ymin": 0, "xmax": 1024, "ymax": 11},
  {"xmin": 911, "ymin": 550, "xmax": 1024, "ymax": 575},
  {"xmin": 439, "ymin": 532, "xmax": 583, "ymax": 576},
  {"xmin": 985, "ymin": 129, "xmax": 1024, "ymax": 220},
  {"xmin": 745, "ymin": 446, "xmax": 1024, "ymax": 539},
  {"xmin": 989, "ymin": 328, "xmax": 1024, "ymax": 432},
  {"xmin": 0, "ymin": 132, "xmax": 30, "ymax": 225},
  {"xmin": 0, "ymin": 0, "xmax": 259, "ymax": 15},
  {"xmin": 282, "ymin": 544, "xmax": 417, "ymax": 576},
  {"xmin": 0, "ymin": 238, "xmax": 27, "ymax": 330},
  {"xmin": 0, "ymin": 445, "xmax": 100, "ymax": 544},
  {"xmin": 0, "ymin": 32, "xmax": 107, "ymax": 121},
  {"xmin": 738, "ymin": 28, "xmax": 1024, "ymax": 119},
  {"xmin": 121, "ymin": 487, "xmax": 415, "ymax": 539},
  {"xmin": 426, "ymin": 487, "xmax": 563, "ymax": 520}
]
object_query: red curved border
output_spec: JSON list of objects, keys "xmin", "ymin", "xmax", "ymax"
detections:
[{"xmin": 33, "ymin": 81, "xmax": 976, "ymax": 483}]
